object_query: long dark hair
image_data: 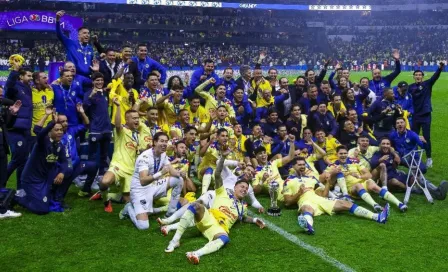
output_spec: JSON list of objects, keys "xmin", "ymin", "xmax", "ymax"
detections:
[{"xmin": 167, "ymin": 75, "xmax": 184, "ymax": 90}]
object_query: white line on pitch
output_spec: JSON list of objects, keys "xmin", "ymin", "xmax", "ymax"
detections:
[{"xmin": 249, "ymin": 211, "xmax": 356, "ymax": 272}]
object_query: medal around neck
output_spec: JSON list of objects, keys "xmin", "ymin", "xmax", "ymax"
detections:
[{"xmin": 267, "ymin": 181, "xmax": 281, "ymax": 216}]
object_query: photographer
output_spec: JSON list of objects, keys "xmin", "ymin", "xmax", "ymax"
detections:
[{"xmin": 366, "ymin": 88, "xmax": 403, "ymax": 139}]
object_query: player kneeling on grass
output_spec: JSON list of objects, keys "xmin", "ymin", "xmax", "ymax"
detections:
[
  {"xmin": 327, "ymin": 145, "xmax": 407, "ymax": 212},
  {"xmin": 120, "ymin": 132, "xmax": 185, "ymax": 230},
  {"xmin": 283, "ymin": 157, "xmax": 390, "ymax": 235},
  {"xmin": 164, "ymin": 150, "xmax": 265, "ymax": 264}
]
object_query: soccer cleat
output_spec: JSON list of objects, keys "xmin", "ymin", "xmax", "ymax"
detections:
[
  {"xmin": 119, "ymin": 203, "xmax": 131, "ymax": 220},
  {"xmin": 78, "ymin": 190, "xmax": 90, "ymax": 197},
  {"xmin": 426, "ymin": 158, "xmax": 433, "ymax": 168},
  {"xmin": 186, "ymin": 252, "xmax": 200, "ymax": 265},
  {"xmin": 161, "ymin": 226, "xmax": 169, "ymax": 236},
  {"xmin": 104, "ymin": 200, "xmax": 113, "ymax": 213},
  {"xmin": 377, "ymin": 203, "xmax": 390, "ymax": 224},
  {"xmin": 398, "ymin": 203, "xmax": 408, "ymax": 213},
  {"xmin": 165, "ymin": 240, "xmax": 180, "ymax": 253},
  {"xmin": 89, "ymin": 191, "xmax": 102, "ymax": 201},
  {"xmin": 0, "ymin": 210, "xmax": 22, "ymax": 219},
  {"xmin": 297, "ymin": 215, "xmax": 315, "ymax": 235},
  {"xmin": 373, "ymin": 204, "xmax": 383, "ymax": 212}
]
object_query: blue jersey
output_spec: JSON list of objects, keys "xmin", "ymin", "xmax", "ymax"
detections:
[
  {"xmin": 389, "ymin": 129, "xmax": 424, "ymax": 157},
  {"xmin": 393, "ymin": 87, "xmax": 414, "ymax": 115},
  {"xmin": 190, "ymin": 67, "xmax": 219, "ymax": 92},
  {"xmin": 219, "ymin": 78, "xmax": 238, "ymax": 99},
  {"xmin": 56, "ymin": 23, "xmax": 94, "ymax": 77},
  {"xmin": 369, "ymin": 60, "xmax": 401, "ymax": 97},
  {"xmin": 61, "ymin": 124, "xmax": 86, "ymax": 169},
  {"xmin": 132, "ymin": 56, "xmax": 167, "ymax": 84},
  {"xmin": 83, "ymin": 90, "xmax": 111, "ymax": 133},
  {"xmin": 4, "ymin": 70, "xmax": 33, "ymax": 131},
  {"xmin": 52, "ymin": 83, "xmax": 82, "ymax": 127}
]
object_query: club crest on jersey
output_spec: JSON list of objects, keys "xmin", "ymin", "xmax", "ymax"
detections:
[
  {"xmin": 419, "ymin": 86, "xmax": 423, "ymax": 90},
  {"xmin": 43, "ymin": 196, "xmax": 47, "ymax": 202},
  {"xmin": 17, "ymin": 141, "xmax": 22, "ymax": 147},
  {"xmin": 145, "ymin": 64, "xmax": 149, "ymax": 68},
  {"xmin": 406, "ymin": 138, "xmax": 410, "ymax": 143},
  {"xmin": 91, "ymin": 137, "xmax": 96, "ymax": 142}
]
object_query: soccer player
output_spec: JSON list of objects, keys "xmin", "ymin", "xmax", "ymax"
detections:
[
  {"xmin": 219, "ymin": 67, "xmax": 237, "ymax": 99},
  {"xmin": 138, "ymin": 73, "xmax": 163, "ymax": 119},
  {"xmin": 131, "ymin": 44, "xmax": 167, "ymax": 84},
  {"xmin": 186, "ymin": 95, "xmax": 209, "ymax": 127},
  {"xmin": 120, "ymin": 132, "xmax": 185, "ymax": 230},
  {"xmin": 195, "ymin": 77, "xmax": 236, "ymax": 120},
  {"xmin": 232, "ymin": 88, "xmax": 252, "ymax": 134},
  {"xmin": 15, "ymin": 112, "xmax": 70, "ymax": 214},
  {"xmin": 5, "ymin": 59, "xmax": 33, "ymax": 190},
  {"xmin": 328, "ymin": 145, "xmax": 407, "ymax": 212},
  {"xmin": 56, "ymin": 10, "xmax": 94, "ymax": 77},
  {"xmin": 110, "ymin": 68, "xmax": 139, "ymax": 126},
  {"xmin": 198, "ymin": 128, "xmax": 231, "ymax": 195},
  {"xmin": 90, "ymin": 98, "xmax": 141, "ymax": 212},
  {"xmin": 157, "ymin": 86, "xmax": 187, "ymax": 126},
  {"xmin": 408, "ymin": 62, "xmax": 445, "ymax": 168},
  {"xmin": 139, "ymin": 107, "xmax": 164, "ymax": 150},
  {"xmin": 285, "ymin": 104, "xmax": 307, "ymax": 139},
  {"xmin": 254, "ymin": 88, "xmax": 289, "ymax": 124},
  {"xmin": 170, "ymin": 109, "xmax": 194, "ymax": 140},
  {"xmin": 205, "ymin": 106, "xmax": 234, "ymax": 137},
  {"xmin": 314, "ymin": 129, "xmax": 341, "ymax": 165},
  {"xmin": 81, "ymin": 72, "xmax": 112, "ymax": 196},
  {"xmin": 371, "ymin": 138, "xmax": 447, "ymax": 200},
  {"xmin": 369, "ymin": 49, "xmax": 401, "ymax": 97},
  {"xmin": 252, "ymin": 134, "xmax": 296, "ymax": 201},
  {"xmin": 30, "ymin": 72, "xmax": 54, "ymax": 147},
  {"xmin": 164, "ymin": 151, "xmax": 265, "ymax": 264},
  {"xmin": 283, "ymin": 157, "xmax": 389, "ymax": 235}
]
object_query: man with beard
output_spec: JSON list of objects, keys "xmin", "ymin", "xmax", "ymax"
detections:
[
  {"xmin": 299, "ymin": 84, "xmax": 323, "ymax": 115},
  {"xmin": 304, "ymin": 59, "xmax": 330, "ymax": 89},
  {"xmin": 190, "ymin": 59, "xmax": 219, "ymax": 92},
  {"xmin": 369, "ymin": 50, "xmax": 401, "ymax": 98},
  {"xmin": 132, "ymin": 44, "xmax": 167, "ymax": 85},
  {"xmin": 285, "ymin": 104, "xmax": 307, "ymax": 139},
  {"xmin": 290, "ymin": 75, "xmax": 307, "ymax": 104},
  {"xmin": 31, "ymin": 72, "xmax": 54, "ymax": 148},
  {"xmin": 219, "ymin": 67, "xmax": 237, "ymax": 99}
]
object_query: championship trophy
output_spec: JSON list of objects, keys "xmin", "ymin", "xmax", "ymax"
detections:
[{"xmin": 267, "ymin": 181, "xmax": 281, "ymax": 216}]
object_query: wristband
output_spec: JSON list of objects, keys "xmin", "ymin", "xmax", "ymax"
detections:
[
  {"xmin": 253, "ymin": 217, "xmax": 258, "ymax": 224},
  {"xmin": 153, "ymin": 172, "xmax": 162, "ymax": 180}
]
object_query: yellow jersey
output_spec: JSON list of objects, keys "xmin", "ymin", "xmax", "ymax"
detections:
[
  {"xmin": 109, "ymin": 79, "xmax": 139, "ymax": 125},
  {"xmin": 210, "ymin": 120, "xmax": 234, "ymax": 137},
  {"xmin": 253, "ymin": 158, "xmax": 284, "ymax": 200},
  {"xmin": 195, "ymin": 88, "xmax": 235, "ymax": 119},
  {"xmin": 282, "ymin": 175, "xmax": 319, "ymax": 197},
  {"xmin": 110, "ymin": 126, "xmax": 140, "ymax": 175},
  {"xmin": 316, "ymin": 137, "xmax": 341, "ymax": 163},
  {"xmin": 251, "ymin": 79, "xmax": 273, "ymax": 108},
  {"xmin": 139, "ymin": 122, "xmax": 163, "ymax": 150},
  {"xmin": 186, "ymin": 142, "xmax": 200, "ymax": 163},
  {"xmin": 169, "ymin": 122, "xmax": 194, "ymax": 140},
  {"xmin": 210, "ymin": 185, "xmax": 247, "ymax": 233},
  {"xmin": 138, "ymin": 87, "xmax": 163, "ymax": 122},
  {"xmin": 348, "ymin": 146, "xmax": 379, "ymax": 170},
  {"xmin": 162, "ymin": 97, "xmax": 187, "ymax": 126},
  {"xmin": 31, "ymin": 87, "xmax": 54, "ymax": 136},
  {"xmin": 187, "ymin": 105, "xmax": 209, "ymax": 126},
  {"xmin": 230, "ymin": 134, "xmax": 247, "ymax": 162},
  {"xmin": 198, "ymin": 141, "xmax": 235, "ymax": 174},
  {"xmin": 165, "ymin": 156, "xmax": 189, "ymax": 177},
  {"xmin": 325, "ymin": 158, "xmax": 365, "ymax": 187}
]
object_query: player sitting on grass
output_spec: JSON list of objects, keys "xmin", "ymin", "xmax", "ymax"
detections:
[
  {"xmin": 283, "ymin": 157, "xmax": 390, "ymax": 235},
  {"xmin": 164, "ymin": 149, "xmax": 265, "ymax": 264},
  {"xmin": 327, "ymin": 145, "xmax": 407, "ymax": 212}
]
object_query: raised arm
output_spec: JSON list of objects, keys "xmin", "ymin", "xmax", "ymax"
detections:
[
  {"xmin": 113, "ymin": 98, "xmax": 122, "ymax": 131},
  {"xmin": 76, "ymin": 103, "xmax": 89, "ymax": 125},
  {"xmin": 215, "ymin": 149, "xmax": 231, "ymax": 189},
  {"xmin": 281, "ymin": 134, "xmax": 296, "ymax": 165},
  {"xmin": 55, "ymin": 10, "xmax": 71, "ymax": 46},
  {"xmin": 384, "ymin": 50, "xmax": 401, "ymax": 83},
  {"xmin": 428, "ymin": 62, "xmax": 444, "ymax": 87}
]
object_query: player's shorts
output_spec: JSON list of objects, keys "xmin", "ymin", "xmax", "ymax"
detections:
[
  {"xmin": 131, "ymin": 178, "xmax": 170, "ymax": 215},
  {"xmin": 196, "ymin": 208, "xmax": 227, "ymax": 242},
  {"xmin": 108, "ymin": 164, "xmax": 133, "ymax": 193},
  {"xmin": 298, "ymin": 191, "xmax": 336, "ymax": 216},
  {"xmin": 388, "ymin": 170, "xmax": 407, "ymax": 184},
  {"xmin": 348, "ymin": 180, "xmax": 370, "ymax": 197}
]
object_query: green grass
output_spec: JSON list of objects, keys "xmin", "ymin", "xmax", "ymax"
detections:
[{"xmin": 2, "ymin": 71, "xmax": 448, "ymax": 272}]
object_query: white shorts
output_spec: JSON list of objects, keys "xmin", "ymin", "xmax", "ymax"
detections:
[{"xmin": 131, "ymin": 178, "xmax": 170, "ymax": 215}]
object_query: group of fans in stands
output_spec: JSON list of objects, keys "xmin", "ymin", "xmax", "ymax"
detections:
[{"xmin": 0, "ymin": 9, "xmax": 447, "ymax": 265}]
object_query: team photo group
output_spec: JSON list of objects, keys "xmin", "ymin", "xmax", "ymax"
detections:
[{"xmin": 1, "ymin": 8, "xmax": 447, "ymax": 266}]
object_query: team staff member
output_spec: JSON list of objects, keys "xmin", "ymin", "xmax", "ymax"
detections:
[
  {"xmin": 408, "ymin": 62, "xmax": 445, "ymax": 168},
  {"xmin": 56, "ymin": 10, "xmax": 94, "ymax": 77},
  {"xmin": 15, "ymin": 112, "xmax": 70, "ymax": 215},
  {"xmin": 189, "ymin": 59, "xmax": 219, "ymax": 92},
  {"xmin": 369, "ymin": 50, "xmax": 401, "ymax": 97},
  {"xmin": 5, "ymin": 59, "xmax": 33, "ymax": 190},
  {"xmin": 367, "ymin": 88, "xmax": 403, "ymax": 139},
  {"xmin": 132, "ymin": 44, "xmax": 167, "ymax": 85}
]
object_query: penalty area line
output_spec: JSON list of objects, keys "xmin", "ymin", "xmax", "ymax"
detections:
[{"xmin": 248, "ymin": 211, "xmax": 356, "ymax": 272}]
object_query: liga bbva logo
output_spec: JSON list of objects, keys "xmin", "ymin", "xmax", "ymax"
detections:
[{"xmin": 29, "ymin": 14, "xmax": 41, "ymax": 22}]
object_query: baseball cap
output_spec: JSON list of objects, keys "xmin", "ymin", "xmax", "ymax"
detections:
[{"xmin": 397, "ymin": 81, "xmax": 408, "ymax": 88}]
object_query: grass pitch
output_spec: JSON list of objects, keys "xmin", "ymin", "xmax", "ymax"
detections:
[{"xmin": 2, "ymin": 71, "xmax": 448, "ymax": 272}]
